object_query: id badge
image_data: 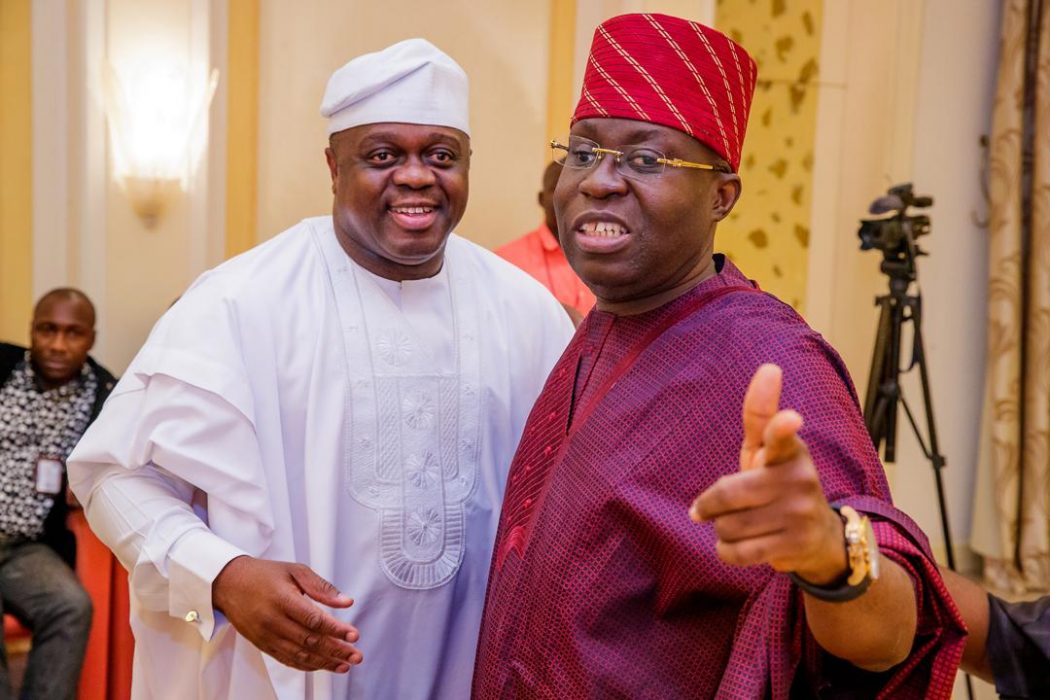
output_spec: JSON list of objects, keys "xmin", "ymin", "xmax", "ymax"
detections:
[{"xmin": 35, "ymin": 456, "xmax": 64, "ymax": 496}]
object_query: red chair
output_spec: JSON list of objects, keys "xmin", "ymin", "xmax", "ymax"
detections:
[
  {"xmin": 3, "ymin": 614, "xmax": 31, "ymax": 656},
  {"xmin": 1, "ymin": 516, "xmax": 134, "ymax": 699},
  {"xmin": 69, "ymin": 510, "xmax": 134, "ymax": 700}
]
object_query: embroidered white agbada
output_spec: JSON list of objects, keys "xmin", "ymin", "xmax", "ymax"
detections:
[{"xmin": 68, "ymin": 217, "xmax": 573, "ymax": 700}]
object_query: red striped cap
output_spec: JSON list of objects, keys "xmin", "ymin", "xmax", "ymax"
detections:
[{"xmin": 572, "ymin": 13, "xmax": 757, "ymax": 172}]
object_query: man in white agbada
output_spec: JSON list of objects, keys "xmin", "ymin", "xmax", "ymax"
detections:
[{"xmin": 68, "ymin": 39, "xmax": 573, "ymax": 699}]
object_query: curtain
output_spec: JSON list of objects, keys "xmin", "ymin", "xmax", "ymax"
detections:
[{"xmin": 972, "ymin": 0, "xmax": 1050, "ymax": 594}]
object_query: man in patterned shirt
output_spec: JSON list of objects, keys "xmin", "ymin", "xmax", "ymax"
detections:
[
  {"xmin": 0, "ymin": 287, "xmax": 116, "ymax": 699},
  {"xmin": 474, "ymin": 13, "xmax": 966, "ymax": 698}
]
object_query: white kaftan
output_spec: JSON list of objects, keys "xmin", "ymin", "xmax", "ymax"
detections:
[{"xmin": 68, "ymin": 217, "xmax": 574, "ymax": 699}]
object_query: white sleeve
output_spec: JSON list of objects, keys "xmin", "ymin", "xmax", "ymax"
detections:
[
  {"xmin": 69, "ymin": 374, "xmax": 270, "ymax": 641},
  {"xmin": 540, "ymin": 298, "xmax": 576, "ymax": 372}
]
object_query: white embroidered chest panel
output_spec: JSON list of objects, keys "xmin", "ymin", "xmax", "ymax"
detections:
[{"xmin": 315, "ymin": 228, "xmax": 482, "ymax": 590}]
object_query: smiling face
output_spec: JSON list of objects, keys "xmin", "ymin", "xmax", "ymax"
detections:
[
  {"xmin": 554, "ymin": 118, "xmax": 741, "ymax": 309},
  {"xmin": 325, "ymin": 122, "xmax": 470, "ymax": 281}
]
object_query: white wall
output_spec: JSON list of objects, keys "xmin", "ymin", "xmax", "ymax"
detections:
[
  {"xmin": 808, "ymin": 0, "xmax": 999, "ymax": 565},
  {"xmin": 31, "ymin": 0, "xmax": 226, "ymax": 372},
  {"xmin": 900, "ymin": 0, "xmax": 998, "ymax": 562}
]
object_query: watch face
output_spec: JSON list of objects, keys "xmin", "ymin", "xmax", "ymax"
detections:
[{"xmin": 865, "ymin": 518, "xmax": 880, "ymax": 580}]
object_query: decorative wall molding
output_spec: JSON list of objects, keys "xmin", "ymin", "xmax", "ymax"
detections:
[
  {"xmin": 76, "ymin": 0, "xmax": 110, "ymax": 358},
  {"xmin": 224, "ymin": 0, "xmax": 258, "ymax": 258},
  {"xmin": 31, "ymin": 0, "xmax": 70, "ymax": 299}
]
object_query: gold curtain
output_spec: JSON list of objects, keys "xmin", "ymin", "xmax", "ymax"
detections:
[{"xmin": 972, "ymin": 0, "xmax": 1050, "ymax": 594}]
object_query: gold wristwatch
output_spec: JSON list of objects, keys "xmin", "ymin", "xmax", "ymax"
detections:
[
  {"xmin": 789, "ymin": 504, "xmax": 880, "ymax": 603},
  {"xmin": 841, "ymin": 505, "xmax": 880, "ymax": 586}
]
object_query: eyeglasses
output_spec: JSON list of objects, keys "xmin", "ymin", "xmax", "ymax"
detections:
[{"xmin": 550, "ymin": 136, "xmax": 730, "ymax": 179}]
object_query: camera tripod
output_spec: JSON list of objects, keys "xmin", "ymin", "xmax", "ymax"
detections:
[
  {"xmin": 862, "ymin": 264, "xmax": 957, "ymax": 571},
  {"xmin": 859, "ymin": 184, "xmax": 972, "ymax": 699},
  {"xmin": 863, "ymin": 264, "xmax": 973, "ymax": 700}
]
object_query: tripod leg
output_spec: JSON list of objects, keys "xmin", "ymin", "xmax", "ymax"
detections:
[
  {"xmin": 909, "ymin": 302, "xmax": 957, "ymax": 572},
  {"xmin": 865, "ymin": 297, "xmax": 894, "ymax": 446},
  {"xmin": 883, "ymin": 296, "xmax": 904, "ymax": 463}
]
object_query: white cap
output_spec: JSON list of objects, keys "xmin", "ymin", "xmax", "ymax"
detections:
[{"xmin": 320, "ymin": 38, "xmax": 470, "ymax": 136}]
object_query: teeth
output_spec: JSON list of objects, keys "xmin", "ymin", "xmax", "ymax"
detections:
[
  {"xmin": 580, "ymin": 221, "xmax": 627, "ymax": 237},
  {"xmin": 392, "ymin": 206, "xmax": 434, "ymax": 214}
]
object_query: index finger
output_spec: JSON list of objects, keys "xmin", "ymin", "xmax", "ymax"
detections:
[
  {"xmin": 690, "ymin": 468, "xmax": 778, "ymax": 522},
  {"xmin": 740, "ymin": 364, "xmax": 783, "ymax": 471}
]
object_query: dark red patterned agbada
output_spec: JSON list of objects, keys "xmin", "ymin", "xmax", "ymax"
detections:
[{"xmin": 472, "ymin": 259, "xmax": 966, "ymax": 698}]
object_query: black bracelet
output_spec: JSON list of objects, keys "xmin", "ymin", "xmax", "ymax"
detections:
[
  {"xmin": 788, "ymin": 503, "xmax": 873, "ymax": 603},
  {"xmin": 788, "ymin": 570, "xmax": 873, "ymax": 603}
]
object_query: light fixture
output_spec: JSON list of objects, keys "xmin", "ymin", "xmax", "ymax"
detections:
[{"xmin": 103, "ymin": 58, "xmax": 218, "ymax": 228}]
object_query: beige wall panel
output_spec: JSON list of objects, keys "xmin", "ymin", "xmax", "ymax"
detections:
[
  {"xmin": 546, "ymin": 0, "xmax": 577, "ymax": 144},
  {"xmin": 0, "ymin": 0, "xmax": 33, "ymax": 344},
  {"xmin": 256, "ymin": 0, "xmax": 552, "ymax": 249},
  {"xmin": 895, "ymin": 0, "xmax": 998, "ymax": 570},
  {"xmin": 64, "ymin": 0, "xmax": 110, "ymax": 359},
  {"xmin": 572, "ymin": 0, "xmax": 715, "ymax": 103},
  {"xmin": 224, "ymin": 0, "xmax": 256, "ymax": 258},
  {"xmin": 102, "ymin": 0, "xmax": 209, "ymax": 371},
  {"xmin": 807, "ymin": 1, "xmax": 922, "ymax": 386},
  {"xmin": 808, "ymin": 0, "xmax": 999, "ymax": 582},
  {"xmin": 716, "ymin": 0, "xmax": 823, "ymax": 312},
  {"xmin": 32, "ymin": 0, "xmax": 71, "ymax": 304}
]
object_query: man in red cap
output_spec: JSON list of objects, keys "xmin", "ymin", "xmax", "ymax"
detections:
[{"xmin": 474, "ymin": 13, "xmax": 965, "ymax": 698}]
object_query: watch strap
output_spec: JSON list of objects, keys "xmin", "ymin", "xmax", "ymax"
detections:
[
  {"xmin": 788, "ymin": 504, "xmax": 878, "ymax": 603},
  {"xmin": 789, "ymin": 568, "xmax": 874, "ymax": 603}
]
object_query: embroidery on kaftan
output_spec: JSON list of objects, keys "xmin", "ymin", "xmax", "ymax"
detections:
[{"xmin": 314, "ymin": 228, "xmax": 482, "ymax": 589}]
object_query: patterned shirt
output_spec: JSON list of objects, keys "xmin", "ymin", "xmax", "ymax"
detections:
[
  {"xmin": 475, "ymin": 258, "xmax": 965, "ymax": 699},
  {"xmin": 0, "ymin": 353, "xmax": 97, "ymax": 540}
]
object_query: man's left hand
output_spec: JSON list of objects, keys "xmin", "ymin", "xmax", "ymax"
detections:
[{"xmin": 690, "ymin": 363, "xmax": 847, "ymax": 585}]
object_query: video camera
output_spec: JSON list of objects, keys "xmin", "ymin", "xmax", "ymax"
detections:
[{"xmin": 857, "ymin": 183, "xmax": 933, "ymax": 282}]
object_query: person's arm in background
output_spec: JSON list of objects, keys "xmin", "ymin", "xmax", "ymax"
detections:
[
  {"xmin": 939, "ymin": 566, "xmax": 992, "ymax": 682},
  {"xmin": 942, "ymin": 564, "xmax": 1050, "ymax": 698}
]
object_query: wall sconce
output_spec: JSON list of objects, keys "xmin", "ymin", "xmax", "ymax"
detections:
[{"xmin": 103, "ymin": 59, "xmax": 218, "ymax": 228}]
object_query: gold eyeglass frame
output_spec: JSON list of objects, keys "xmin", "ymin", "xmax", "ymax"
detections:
[{"xmin": 550, "ymin": 138, "xmax": 729, "ymax": 175}]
